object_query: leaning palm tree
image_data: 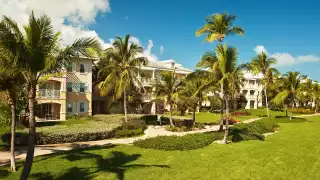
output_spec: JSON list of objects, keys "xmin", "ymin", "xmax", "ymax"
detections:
[
  {"xmin": 0, "ymin": 52, "xmax": 24, "ymax": 172},
  {"xmin": 0, "ymin": 12, "xmax": 101, "ymax": 179},
  {"xmin": 196, "ymin": 13, "xmax": 244, "ymax": 43},
  {"xmin": 247, "ymin": 52, "xmax": 278, "ymax": 117},
  {"xmin": 99, "ymin": 34, "xmax": 147, "ymax": 122},
  {"xmin": 273, "ymin": 72, "xmax": 306, "ymax": 120},
  {"xmin": 154, "ymin": 71, "xmax": 183, "ymax": 127}
]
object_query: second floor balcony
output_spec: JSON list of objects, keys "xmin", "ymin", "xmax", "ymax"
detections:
[{"xmin": 39, "ymin": 89, "xmax": 61, "ymax": 98}]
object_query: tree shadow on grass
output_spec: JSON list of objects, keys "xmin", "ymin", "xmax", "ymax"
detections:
[
  {"xmin": 30, "ymin": 145, "xmax": 169, "ymax": 180},
  {"xmin": 274, "ymin": 116, "xmax": 309, "ymax": 123}
]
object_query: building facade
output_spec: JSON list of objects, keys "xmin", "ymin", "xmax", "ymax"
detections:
[
  {"xmin": 241, "ymin": 71, "xmax": 264, "ymax": 109},
  {"xmin": 36, "ymin": 57, "xmax": 93, "ymax": 121}
]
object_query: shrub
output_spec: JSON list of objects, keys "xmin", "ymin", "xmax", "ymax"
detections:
[
  {"xmin": 222, "ymin": 117, "xmax": 240, "ymax": 125},
  {"xmin": 292, "ymin": 108, "xmax": 314, "ymax": 114},
  {"xmin": 2, "ymin": 115, "xmax": 147, "ymax": 145},
  {"xmin": 115, "ymin": 128, "xmax": 144, "ymax": 138},
  {"xmin": 133, "ymin": 132, "xmax": 224, "ymax": 151},
  {"xmin": 231, "ymin": 111, "xmax": 251, "ymax": 116},
  {"xmin": 229, "ymin": 118, "xmax": 279, "ymax": 142}
]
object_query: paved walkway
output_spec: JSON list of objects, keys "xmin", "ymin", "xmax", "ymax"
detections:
[{"xmin": 0, "ymin": 115, "xmax": 318, "ymax": 166}]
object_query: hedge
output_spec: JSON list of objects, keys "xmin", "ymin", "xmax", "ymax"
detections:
[
  {"xmin": 133, "ymin": 132, "xmax": 224, "ymax": 151},
  {"xmin": 2, "ymin": 117, "xmax": 147, "ymax": 145}
]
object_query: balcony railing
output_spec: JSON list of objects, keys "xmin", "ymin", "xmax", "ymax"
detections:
[{"xmin": 39, "ymin": 89, "xmax": 60, "ymax": 98}]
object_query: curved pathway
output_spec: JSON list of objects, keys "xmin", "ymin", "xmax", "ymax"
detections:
[{"xmin": 0, "ymin": 115, "xmax": 318, "ymax": 166}]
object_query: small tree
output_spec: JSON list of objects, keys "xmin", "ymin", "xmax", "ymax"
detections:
[{"xmin": 154, "ymin": 71, "xmax": 183, "ymax": 127}]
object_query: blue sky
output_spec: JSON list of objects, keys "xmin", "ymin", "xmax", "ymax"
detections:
[
  {"xmin": 89, "ymin": 0, "xmax": 320, "ymax": 80},
  {"xmin": 1, "ymin": 0, "xmax": 319, "ymax": 80}
]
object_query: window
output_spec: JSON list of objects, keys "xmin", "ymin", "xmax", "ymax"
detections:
[
  {"xmin": 79, "ymin": 102, "xmax": 85, "ymax": 112},
  {"xmin": 80, "ymin": 64, "xmax": 85, "ymax": 73},
  {"xmin": 80, "ymin": 83, "xmax": 85, "ymax": 93},
  {"xmin": 67, "ymin": 102, "xmax": 73, "ymax": 113},
  {"xmin": 67, "ymin": 83, "xmax": 73, "ymax": 92}
]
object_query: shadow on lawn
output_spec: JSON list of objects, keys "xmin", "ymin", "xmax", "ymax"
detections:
[
  {"xmin": 274, "ymin": 116, "xmax": 309, "ymax": 123},
  {"xmin": 30, "ymin": 145, "xmax": 169, "ymax": 180}
]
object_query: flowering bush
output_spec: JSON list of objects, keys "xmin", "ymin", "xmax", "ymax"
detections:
[
  {"xmin": 292, "ymin": 108, "xmax": 314, "ymax": 114},
  {"xmin": 231, "ymin": 111, "xmax": 251, "ymax": 116}
]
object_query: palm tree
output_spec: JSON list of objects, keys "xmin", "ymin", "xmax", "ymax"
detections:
[
  {"xmin": 154, "ymin": 71, "xmax": 183, "ymax": 126},
  {"xmin": 196, "ymin": 44, "xmax": 239, "ymax": 144},
  {"xmin": 273, "ymin": 72, "xmax": 306, "ymax": 120},
  {"xmin": 183, "ymin": 72, "xmax": 209, "ymax": 122},
  {"xmin": 228, "ymin": 67, "xmax": 244, "ymax": 110},
  {"xmin": 196, "ymin": 13, "xmax": 244, "ymax": 43},
  {"xmin": 0, "ymin": 12, "xmax": 101, "ymax": 179},
  {"xmin": 99, "ymin": 34, "xmax": 147, "ymax": 122},
  {"xmin": 0, "ymin": 52, "xmax": 24, "ymax": 172},
  {"xmin": 247, "ymin": 52, "xmax": 278, "ymax": 117}
]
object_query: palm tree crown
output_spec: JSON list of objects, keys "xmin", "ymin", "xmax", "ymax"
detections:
[
  {"xmin": 99, "ymin": 34, "xmax": 147, "ymax": 122},
  {"xmin": 196, "ymin": 13, "xmax": 244, "ymax": 43}
]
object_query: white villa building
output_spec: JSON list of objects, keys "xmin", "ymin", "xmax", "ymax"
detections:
[{"xmin": 241, "ymin": 71, "xmax": 264, "ymax": 109}]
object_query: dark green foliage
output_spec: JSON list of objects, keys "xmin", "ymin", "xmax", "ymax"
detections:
[
  {"xmin": 115, "ymin": 128, "xmax": 144, "ymax": 138},
  {"xmin": 133, "ymin": 132, "xmax": 224, "ymax": 151},
  {"xmin": 230, "ymin": 118, "xmax": 279, "ymax": 142}
]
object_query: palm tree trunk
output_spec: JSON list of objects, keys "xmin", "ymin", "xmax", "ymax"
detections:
[
  {"xmin": 264, "ymin": 83, "xmax": 269, "ymax": 118},
  {"xmin": 285, "ymin": 105, "xmax": 288, "ymax": 117},
  {"xmin": 169, "ymin": 103, "xmax": 174, "ymax": 127},
  {"xmin": 192, "ymin": 104, "xmax": 196, "ymax": 123},
  {"xmin": 290, "ymin": 103, "xmax": 294, "ymax": 120},
  {"xmin": 7, "ymin": 90, "xmax": 16, "ymax": 172},
  {"xmin": 223, "ymin": 94, "xmax": 229, "ymax": 144},
  {"xmin": 20, "ymin": 84, "xmax": 36, "ymax": 180},
  {"xmin": 219, "ymin": 84, "xmax": 224, "ymax": 132},
  {"xmin": 123, "ymin": 90, "xmax": 128, "ymax": 123},
  {"xmin": 315, "ymin": 101, "xmax": 318, "ymax": 113}
]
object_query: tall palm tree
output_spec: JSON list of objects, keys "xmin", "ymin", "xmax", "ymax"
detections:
[
  {"xmin": 154, "ymin": 71, "xmax": 183, "ymax": 127},
  {"xmin": 247, "ymin": 52, "xmax": 278, "ymax": 117},
  {"xmin": 196, "ymin": 44, "xmax": 238, "ymax": 144},
  {"xmin": 0, "ymin": 52, "xmax": 24, "ymax": 172},
  {"xmin": 196, "ymin": 13, "xmax": 244, "ymax": 43},
  {"xmin": 273, "ymin": 72, "xmax": 306, "ymax": 120},
  {"xmin": 99, "ymin": 34, "xmax": 147, "ymax": 122},
  {"xmin": 0, "ymin": 12, "xmax": 101, "ymax": 179}
]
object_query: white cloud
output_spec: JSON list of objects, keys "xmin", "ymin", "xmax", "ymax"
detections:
[
  {"xmin": 142, "ymin": 40, "xmax": 158, "ymax": 61},
  {"xmin": 254, "ymin": 45, "xmax": 320, "ymax": 67},
  {"xmin": 254, "ymin": 45, "xmax": 268, "ymax": 55},
  {"xmin": 160, "ymin": 45, "xmax": 164, "ymax": 55},
  {"xmin": 0, "ymin": 0, "xmax": 111, "ymax": 47},
  {"xmin": 129, "ymin": 36, "xmax": 141, "ymax": 46}
]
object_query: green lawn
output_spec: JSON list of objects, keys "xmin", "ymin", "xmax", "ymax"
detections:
[{"xmin": 2, "ymin": 115, "xmax": 320, "ymax": 180}]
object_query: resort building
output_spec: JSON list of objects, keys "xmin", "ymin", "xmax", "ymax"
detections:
[
  {"xmin": 241, "ymin": 71, "xmax": 264, "ymax": 109},
  {"xmin": 36, "ymin": 57, "xmax": 94, "ymax": 121}
]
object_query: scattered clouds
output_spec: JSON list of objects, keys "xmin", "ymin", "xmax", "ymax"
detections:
[
  {"xmin": 129, "ymin": 36, "xmax": 142, "ymax": 46},
  {"xmin": 0, "ymin": 0, "xmax": 110, "ymax": 47},
  {"xmin": 160, "ymin": 45, "xmax": 164, "ymax": 55},
  {"xmin": 143, "ymin": 40, "xmax": 159, "ymax": 61},
  {"xmin": 254, "ymin": 45, "xmax": 268, "ymax": 55},
  {"xmin": 254, "ymin": 45, "xmax": 320, "ymax": 67}
]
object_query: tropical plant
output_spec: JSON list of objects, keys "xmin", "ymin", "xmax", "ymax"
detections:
[
  {"xmin": 272, "ymin": 72, "xmax": 306, "ymax": 120},
  {"xmin": 246, "ymin": 51, "xmax": 278, "ymax": 117},
  {"xmin": 228, "ymin": 67, "xmax": 244, "ymax": 110},
  {"xmin": 196, "ymin": 13, "xmax": 244, "ymax": 43},
  {"xmin": 183, "ymin": 72, "xmax": 209, "ymax": 122},
  {"xmin": 0, "ymin": 51, "xmax": 25, "ymax": 172},
  {"xmin": 99, "ymin": 34, "xmax": 147, "ymax": 122},
  {"xmin": 154, "ymin": 71, "xmax": 183, "ymax": 126},
  {"xmin": 0, "ymin": 12, "xmax": 101, "ymax": 179}
]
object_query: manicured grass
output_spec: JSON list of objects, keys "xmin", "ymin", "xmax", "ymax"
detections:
[
  {"xmin": 2, "ymin": 115, "xmax": 320, "ymax": 180},
  {"xmin": 0, "ymin": 128, "xmax": 9, "ymax": 151}
]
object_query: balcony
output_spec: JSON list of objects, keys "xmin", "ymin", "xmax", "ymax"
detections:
[{"xmin": 39, "ymin": 89, "xmax": 60, "ymax": 98}]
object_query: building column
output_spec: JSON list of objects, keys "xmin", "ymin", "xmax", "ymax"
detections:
[
  {"xmin": 151, "ymin": 102, "xmax": 156, "ymax": 115},
  {"xmin": 152, "ymin": 70, "xmax": 155, "ymax": 79}
]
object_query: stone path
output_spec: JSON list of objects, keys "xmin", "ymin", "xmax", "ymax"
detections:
[{"xmin": 0, "ymin": 114, "xmax": 318, "ymax": 166}]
